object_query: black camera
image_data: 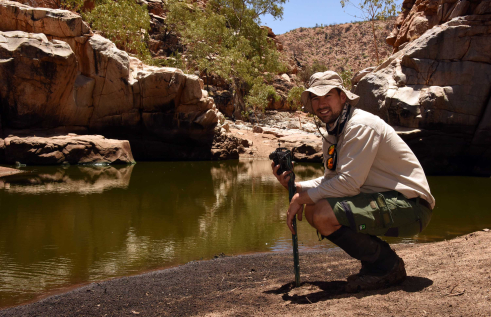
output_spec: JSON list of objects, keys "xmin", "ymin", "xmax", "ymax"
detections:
[{"xmin": 269, "ymin": 147, "xmax": 293, "ymax": 176}]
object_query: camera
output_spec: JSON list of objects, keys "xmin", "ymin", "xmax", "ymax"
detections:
[{"xmin": 269, "ymin": 147, "xmax": 293, "ymax": 175}]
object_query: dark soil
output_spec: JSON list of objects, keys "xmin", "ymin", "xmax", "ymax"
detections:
[{"xmin": 1, "ymin": 230, "xmax": 490, "ymax": 317}]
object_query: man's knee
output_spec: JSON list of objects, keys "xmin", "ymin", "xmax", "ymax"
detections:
[{"xmin": 304, "ymin": 199, "xmax": 341, "ymax": 236}]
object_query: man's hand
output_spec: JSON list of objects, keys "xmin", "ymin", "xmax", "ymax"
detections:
[
  {"xmin": 287, "ymin": 200, "xmax": 304, "ymax": 235},
  {"xmin": 286, "ymin": 192, "xmax": 315, "ymax": 234},
  {"xmin": 271, "ymin": 161, "xmax": 293, "ymax": 190}
]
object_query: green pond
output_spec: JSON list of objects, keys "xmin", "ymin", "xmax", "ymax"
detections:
[{"xmin": 0, "ymin": 161, "xmax": 490, "ymax": 308}]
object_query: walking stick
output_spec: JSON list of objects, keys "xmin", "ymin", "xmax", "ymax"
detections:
[
  {"xmin": 288, "ymin": 168, "xmax": 301, "ymax": 287},
  {"xmin": 270, "ymin": 145, "xmax": 300, "ymax": 287}
]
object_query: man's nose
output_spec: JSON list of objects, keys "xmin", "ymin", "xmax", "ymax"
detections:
[{"xmin": 318, "ymin": 98, "xmax": 328, "ymax": 107}]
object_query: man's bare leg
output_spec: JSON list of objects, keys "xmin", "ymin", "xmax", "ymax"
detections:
[{"xmin": 304, "ymin": 199, "xmax": 341, "ymax": 236}]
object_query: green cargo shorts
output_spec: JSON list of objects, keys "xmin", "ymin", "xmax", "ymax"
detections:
[{"xmin": 325, "ymin": 191, "xmax": 432, "ymax": 238}]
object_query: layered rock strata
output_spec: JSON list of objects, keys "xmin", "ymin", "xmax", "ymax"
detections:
[
  {"xmin": 0, "ymin": 0, "xmax": 232, "ymax": 161},
  {"xmin": 355, "ymin": 13, "xmax": 491, "ymax": 175}
]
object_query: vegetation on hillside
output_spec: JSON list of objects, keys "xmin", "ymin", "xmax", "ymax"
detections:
[
  {"xmin": 84, "ymin": 0, "xmax": 152, "ymax": 62},
  {"xmin": 166, "ymin": 0, "xmax": 288, "ymax": 118},
  {"xmin": 340, "ymin": 0, "xmax": 398, "ymax": 64},
  {"xmin": 278, "ymin": 18, "xmax": 395, "ymax": 83}
]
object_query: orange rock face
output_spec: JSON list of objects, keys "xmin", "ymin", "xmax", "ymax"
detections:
[{"xmin": 387, "ymin": 0, "xmax": 490, "ymax": 52}]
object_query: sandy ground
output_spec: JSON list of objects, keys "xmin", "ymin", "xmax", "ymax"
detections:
[{"xmin": 2, "ymin": 230, "xmax": 490, "ymax": 317}]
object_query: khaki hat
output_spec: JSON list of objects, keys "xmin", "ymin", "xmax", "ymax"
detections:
[{"xmin": 301, "ymin": 71, "xmax": 360, "ymax": 113}]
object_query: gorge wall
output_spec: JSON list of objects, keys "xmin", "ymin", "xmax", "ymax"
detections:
[
  {"xmin": 0, "ymin": 0, "xmax": 238, "ymax": 162},
  {"xmin": 354, "ymin": 0, "xmax": 491, "ymax": 175}
]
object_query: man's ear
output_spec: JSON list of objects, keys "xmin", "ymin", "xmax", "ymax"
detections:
[{"xmin": 340, "ymin": 91, "xmax": 347, "ymax": 103}]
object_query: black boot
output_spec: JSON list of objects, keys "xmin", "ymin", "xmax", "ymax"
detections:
[{"xmin": 325, "ymin": 226, "xmax": 406, "ymax": 292}]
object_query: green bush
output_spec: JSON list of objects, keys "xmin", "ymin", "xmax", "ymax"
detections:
[
  {"xmin": 287, "ymin": 86, "xmax": 305, "ymax": 110},
  {"xmin": 83, "ymin": 0, "xmax": 153, "ymax": 62},
  {"xmin": 245, "ymin": 78, "xmax": 280, "ymax": 117}
]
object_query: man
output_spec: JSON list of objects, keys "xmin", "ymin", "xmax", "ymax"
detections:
[{"xmin": 272, "ymin": 71, "xmax": 435, "ymax": 292}]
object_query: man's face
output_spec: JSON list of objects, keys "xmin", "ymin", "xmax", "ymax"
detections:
[{"xmin": 311, "ymin": 89, "xmax": 347, "ymax": 124}]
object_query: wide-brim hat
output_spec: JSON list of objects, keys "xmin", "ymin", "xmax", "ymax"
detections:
[{"xmin": 301, "ymin": 71, "xmax": 360, "ymax": 113}]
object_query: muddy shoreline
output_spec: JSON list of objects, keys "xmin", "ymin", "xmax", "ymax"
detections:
[{"xmin": 1, "ymin": 230, "xmax": 490, "ymax": 317}]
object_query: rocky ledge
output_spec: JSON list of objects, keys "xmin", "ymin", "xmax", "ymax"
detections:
[{"xmin": 0, "ymin": 134, "xmax": 135, "ymax": 165}]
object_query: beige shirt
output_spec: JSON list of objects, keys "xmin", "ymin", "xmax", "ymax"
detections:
[{"xmin": 298, "ymin": 108, "xmax": 435, "ymax": 208}]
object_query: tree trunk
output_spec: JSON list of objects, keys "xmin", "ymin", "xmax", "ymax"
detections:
[
  {"xmin": 370, "ymin": 20, "xmax": 380, "ymax": 64},
  {"xmin": 233, "ymin": 82, "xmax": 246, "ymax": 120}
]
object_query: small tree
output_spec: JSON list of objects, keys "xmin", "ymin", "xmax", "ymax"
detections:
[
  {"xmin": 339, "ymin": 66, "xmax": 353, "ymax": 90},
  {"xmin": 287, "ymin": 86, "xmax": 305, "ymax": 110},
  {"xmin": 166, "ymin": 0, "xmax": 288, "ymax": 119},
  {"xmin": 340, "ymin": 0, "xmax": 397, "ymax": 64},
  {"xmin": 244, "ymin": 78, "xmax": 279, "ymax": 124},
  {"xmin": 84, "ymin": 0, "xmax": 153, "ymax": 62}
]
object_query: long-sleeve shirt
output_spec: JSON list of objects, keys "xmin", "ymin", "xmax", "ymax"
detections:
[{"xmin": 298, "ymin": 107, "xmax": 435, "ymax": 208}]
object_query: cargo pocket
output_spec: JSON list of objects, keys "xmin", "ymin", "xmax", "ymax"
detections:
[
  {"xmin": 336, "ymin": 197, "xmax": 378, "ymax": 234},
  {"xmin": 374, "ymin": 193, "xmax": 394, "ymax": 228}
]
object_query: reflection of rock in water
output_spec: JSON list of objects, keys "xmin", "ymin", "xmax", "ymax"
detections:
[{"xmin": 0, "ymin": 165, "xmax": 134, "ymax": 194}]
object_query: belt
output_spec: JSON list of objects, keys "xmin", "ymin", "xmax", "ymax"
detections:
[{"xmin": 410, "ymin": 197, "xmax": 432, "ymax": 211}]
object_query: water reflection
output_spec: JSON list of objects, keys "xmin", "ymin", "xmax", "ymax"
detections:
[
  {"xmin": 0, "ymin": 165, "xmax": 133, "ymax": 194},
  {"xmin": 0, "ymin": 161, "xmax": 490, "ymax": 308}
]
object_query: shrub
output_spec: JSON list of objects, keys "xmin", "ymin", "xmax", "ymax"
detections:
[
  {"xmin": 340, "ymin": 66, "xmax": 353, "ymax": 90},
  {"xmin": 83, "ymin": 0, "xmax": 153, "ymax": 62},
  {"xmin": 287, "ymin": 86, "xmax": 305, "ymax": 110},
  {"xmin": 245, "ymin": 78, "xmax": 279, "ymax": 121}
]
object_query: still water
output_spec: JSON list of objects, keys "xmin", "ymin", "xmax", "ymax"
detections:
[{"xmin": 0, "ymin": 161, "xmax": 490, "ymax": 308}]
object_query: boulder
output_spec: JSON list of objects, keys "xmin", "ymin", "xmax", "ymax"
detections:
[
  {"xmin": 351, "ymin": 66, "xmax": 376, "ymax": 87},
  {"xmin": 3, "ymin": 134, "xmax": 135, "ymax": 165},
  {"xmin": 0, "ymin": 0, "xmax": 89, "ymax": 38},
  {"xmin": 0, "ymin": 31, "xmax": 78, "ymax": 128},
  {"xmin": 267, "ymin": 74, "xmax": 295, "ymax": 111},
  {"xmin": 252, "ymin": 126, "xmax": 263, "ymax": 133},
  {"xmin": 278, "ymin": 134, "xmax": 323, "ymax": 163},
  {"xmin": 356, "ymin": 14, "xmax": 491, "ymax": 175}
]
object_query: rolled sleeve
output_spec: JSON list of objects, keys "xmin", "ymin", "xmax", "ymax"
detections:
[
  {"xmin": 306, "ymin": 124, "xmax": 381, "ymax": 203},
  {"xmin": 297, "ymin": 177, "xmax": 323, "ymax": 192}
]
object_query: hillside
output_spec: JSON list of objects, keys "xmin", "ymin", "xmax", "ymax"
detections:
[{"xmin": 277, "ymin": 19, "xmax": 395, "ymax": 79}]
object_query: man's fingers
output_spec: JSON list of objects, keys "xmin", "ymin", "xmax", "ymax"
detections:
[
  {"xmin": 272, "ymin": 164, "xmax": 279, "ymax": 174},
  {"xmin": 286, "ymin": 208, "xmax": 296, "ymax": 235},
  {"xmin": 287, "ymin": 217, "xmax": 295, "ymax": 235}
]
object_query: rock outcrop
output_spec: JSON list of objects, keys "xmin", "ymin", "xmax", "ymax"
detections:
[
  {"xmin": 386, "ymin": 0, "xmax": 491, "ymax": 52},
  {"xmin": 0, "ymin": 0, "xmax": 232, "ymax": 162},
  {"xmin": 355, "ymin": 12, "xmax": 491, "ymax": 175},
  {"xmin": 2, "ymin": 134, "xmax": 135, "ymax": 165}
]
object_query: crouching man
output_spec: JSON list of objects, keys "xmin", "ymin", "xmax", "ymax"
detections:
[{"xmin": 272, "ymin": 71, "xmax": 435, "ymax": 292}]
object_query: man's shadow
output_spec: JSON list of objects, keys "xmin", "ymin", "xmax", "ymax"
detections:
[{"xmin": 264, "ymin": 276, "xmax": 433, "ymax": 304}]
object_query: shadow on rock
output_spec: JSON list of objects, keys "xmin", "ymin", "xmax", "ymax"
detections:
[{"xmin": 265, "ymin": 276, "xmax": 433, "ymax": 304}]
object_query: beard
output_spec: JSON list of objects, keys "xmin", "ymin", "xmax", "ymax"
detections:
[{"xmin": 316, "ymin": 106, "xmax": 343, "ymax": 125}]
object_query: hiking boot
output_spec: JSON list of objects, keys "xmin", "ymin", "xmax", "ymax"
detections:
[{"xmin": 345, "ymin": 257, "xmax": 406, "ymax": 293}]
